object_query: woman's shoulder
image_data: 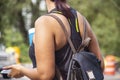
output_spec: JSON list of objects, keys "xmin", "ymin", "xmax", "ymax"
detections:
[
  {"xmin": 35, "ymin": 15, "xmax": 53, "ymax": 26},
  {"xmin": 34, "ymin": 15, "xmax": 59, "ymax": 35},
  {"xmin": 35, "ymin": 15, "xmax": 57, "ymax": 28}
]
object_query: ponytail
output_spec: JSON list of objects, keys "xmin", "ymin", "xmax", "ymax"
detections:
[{"xmin": 51, "ymin": 0, "xmax": 73, "ymax": 18}]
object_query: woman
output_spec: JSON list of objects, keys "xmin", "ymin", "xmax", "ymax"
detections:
[{"xmin": 3, "ymin": 0, "xmax": 104, "ymax": 80}]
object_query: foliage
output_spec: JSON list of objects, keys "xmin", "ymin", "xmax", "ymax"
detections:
[{"xmin": 19, "ymin": 43, "xmax": 31, "ymax": 63}]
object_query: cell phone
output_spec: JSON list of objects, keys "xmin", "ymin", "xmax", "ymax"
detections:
[{"xmin": 0, "ymin": 70, "xmax": 11, "ymax": 79}]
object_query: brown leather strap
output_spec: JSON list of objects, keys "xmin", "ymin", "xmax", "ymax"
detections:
[
  {"xmin": 47, "ymin": 14, "xmax": 77, "ymax": 54},
  {"xmin": 77, "ymin": 16, "xmax": 91, "ymax": 52},
  {"xmin": 54, "ymin": 66, "xmax": 63, "ymax": 80},
  {"xmin": 82, "ymin": 16, "xmax": 86, "ymax": 42}
]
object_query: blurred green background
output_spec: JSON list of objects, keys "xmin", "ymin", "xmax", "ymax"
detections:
[{"xmin": 0, "ymin": 0, "xmax": 120, "ymax": 63}]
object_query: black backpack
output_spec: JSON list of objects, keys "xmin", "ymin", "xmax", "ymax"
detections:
[{"xmin": 48, "ymin": 15, "xmax": 104, "ymax": 80}]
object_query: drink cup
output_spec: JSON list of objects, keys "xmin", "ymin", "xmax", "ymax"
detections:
[{"xmin": 28, "ymin": 28, "xmax": 35, "ymax": 46}]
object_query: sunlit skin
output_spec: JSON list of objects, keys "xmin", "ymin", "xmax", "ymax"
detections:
[{"xmin": 3, "ymin": 0, "xmax": 104, "ymax": 80}]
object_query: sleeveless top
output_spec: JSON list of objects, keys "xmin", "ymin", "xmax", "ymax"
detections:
[{"xmin": 29, "ymin": 8, "xmax": 82, "ymax": 80}]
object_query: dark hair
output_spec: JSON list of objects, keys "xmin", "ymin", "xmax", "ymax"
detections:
[{"xmin": 51, "ymin": 0, "xmax": 73, "ymax": 18}]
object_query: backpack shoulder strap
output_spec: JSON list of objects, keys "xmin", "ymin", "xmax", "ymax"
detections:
[
  {"xmin": 77, "ymin": 16, "xmax": 91, "ymax": 52},
  {"xmin": 46, "ymin": 14, "xmax": 77, "ymax": 54}
]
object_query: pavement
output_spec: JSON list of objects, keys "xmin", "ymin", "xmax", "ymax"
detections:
[{"xmin": 0, "ymin": 63, "xmax": 120, "ymax": 80}]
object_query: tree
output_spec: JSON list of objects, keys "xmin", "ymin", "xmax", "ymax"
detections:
[{"xmin": 0, "ymin": 0, "xmax": 46, "ymax": 44}]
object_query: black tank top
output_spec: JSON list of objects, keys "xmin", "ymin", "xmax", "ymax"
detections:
[{"xmin": 29, "ymin": 8, "xmax": 82, "ymax": 80}]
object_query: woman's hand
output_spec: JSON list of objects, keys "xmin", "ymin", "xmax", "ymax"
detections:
[{"xmin": 3, "ymin": 64, "xmax": 24, "ymax": 78}]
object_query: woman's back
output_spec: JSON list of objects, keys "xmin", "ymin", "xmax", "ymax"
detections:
[{"xmin": 30, "ymin": 8, "xmax": 83, "ymax": 79}]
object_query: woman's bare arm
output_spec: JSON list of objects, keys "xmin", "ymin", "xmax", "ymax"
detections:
[
  {"xmin": 34, "ymin": 16, "xmax": 56, "ymax": 80},
  {"xmin": 20, "ymin": 67, "xmax": 40, "ymax": 80},
  {"xmin": 77, "ymin": 12, "xmax": 104, "ymax": 71}
]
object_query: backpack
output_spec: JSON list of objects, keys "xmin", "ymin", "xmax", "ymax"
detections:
[{"xmin": 48, "ymin": 14, "xmax": 104, "ymax": 80}]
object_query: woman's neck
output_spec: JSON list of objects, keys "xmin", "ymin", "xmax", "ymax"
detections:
[{"xmin": 45, "ymin": 0, "xmax": 56, "ymax": 12}]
